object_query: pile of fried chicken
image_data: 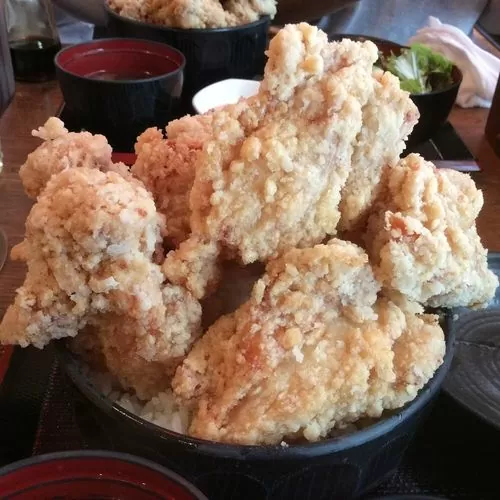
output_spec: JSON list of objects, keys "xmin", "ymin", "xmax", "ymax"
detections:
[
  {"xmin": 108, "ymin": 0, "xmax": 277, "ymax": 29},
  {"xmin": 0, "ymin": 23, "xmax": 497, "ymax": 446}
]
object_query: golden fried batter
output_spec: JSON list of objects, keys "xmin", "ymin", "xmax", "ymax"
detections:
[
  {"xmin": 19, "ymin": 117, "xmax": 116, "ymax": 199},
  {"xmin": 339, "ymin": 69, "xmax": 419, "ymax": 231},
  {"xmin": 109, "ymin": 0, "xmax": 276, "ymax": 29},
  {"xmin": 173, "ymin": 240, "xmax": 445, "ymax": 444},
  {"xmin": 132, "ymin": 127, "xmax": 203, "ymax": 245},
  {"xmin": 365, "ymin": 154, "xmax": 498, "ymax": 308},
  {"xmin": 164, "ymin": 23, "xmax": 382, "ymax": 297},
  {"xmin": 0, "ymin": 168, "xmax": 202, "ymax": 389}
]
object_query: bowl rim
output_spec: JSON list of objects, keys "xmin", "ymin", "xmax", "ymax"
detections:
[
  {"xmin": 104, "ymin": 2, "xmax": 271, "ymax": 34},
  {"xmin": 54, "ymin": 37, "xmax": 186, "ymax": 85},
  {"xmin": 0, "ymin": 449, "xmax": 208, "ymax": 499},
  {"xmin": 56, "ymin": 313, "xmax": 454, "ymax": 461}
]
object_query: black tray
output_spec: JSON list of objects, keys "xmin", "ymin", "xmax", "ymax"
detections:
[{"xmin": 443, "ymin": 253, "xmax": 500, "ymax": 431}]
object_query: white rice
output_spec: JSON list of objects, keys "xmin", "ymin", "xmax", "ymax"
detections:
[
  {"xmin": 79, "ymin": 363, "xmax": 367, "ymax": 442},
  {"xmin": 84, "ymin": 366, "xmax": 191, "ymax": 435}
]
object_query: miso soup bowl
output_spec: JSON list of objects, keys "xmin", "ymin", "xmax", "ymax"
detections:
[
  {"xmin": 55, "ymin": 38, "xmax": 185, "ymax": 151},
  {"xmin": 0, "ymin": 450, "xmax": 207, "ymax": 499}
]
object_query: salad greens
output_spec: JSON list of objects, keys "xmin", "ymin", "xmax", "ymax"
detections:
[{"xmin": 380, "ymin": 44, "xmax": 454, "ymax": 94}]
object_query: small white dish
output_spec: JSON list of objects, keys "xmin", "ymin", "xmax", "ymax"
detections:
[{"xmin": 192, "ymin": 78, "xmax": 260, "ymax": 114}]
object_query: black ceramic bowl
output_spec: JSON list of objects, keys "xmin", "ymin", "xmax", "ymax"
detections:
[
  {"xmin": 0, "ymin": 450, "xmax": 207, "ymax": 499},
  {"xmin": 55, "ymin": 38, "xmax": 185, "ymax": 152},
  {"xmin": 55, "ymin": 316, "xmax": 454, "ymax": 500},
  {"xmin": 104, "ymin": 3, "xmax": 270, "ymax": 106},
  {"xmin": 329, "ymin": 34, "xmax": 463, "ymax": 148}
]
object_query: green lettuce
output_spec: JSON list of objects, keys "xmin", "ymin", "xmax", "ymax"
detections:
[{"xmin": 380, "ymin": 43, "xmax": 454, "ymax": 94}]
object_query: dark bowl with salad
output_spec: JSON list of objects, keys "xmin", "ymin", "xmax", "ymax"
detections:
[{"xmin": 330, "ymin": 34, "xmax": 462, "ymax": 148}]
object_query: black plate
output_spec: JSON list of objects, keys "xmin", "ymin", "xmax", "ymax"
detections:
[{"xmin": 442, "ymin": 252, "xmax": 500, "ymax": 430}]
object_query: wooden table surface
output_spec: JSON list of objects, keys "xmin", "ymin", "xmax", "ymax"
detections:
[{"xmin": 0, "ymin": 81, "xmax": 499, "ymax": 320}]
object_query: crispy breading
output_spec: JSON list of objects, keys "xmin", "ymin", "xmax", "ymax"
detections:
[
  {"xmin": 107, "ymin": 0, "xmax": 148, "ymax": 20},
  {"xmin": 365, "ymin": 154, "xmax": 498, "ymax": 308},
  {"xmin": 72, "ymin": 285, "xmax": 202, "ymax": 400},
  {"xmin": 162, "ymin": 236, "xmax": 221, "ymax": 300},
  {"xmin": 164, "ymin": 23, "xmax": 380, "ymax": 298},
  {"xmin": 339, "ymin": 69, "xmax": 419, "ymax": 231},
  {"xmin": 223, "ymin": 0, "xmax": 277, "ymax": 25},
  {"xmin": 108, "ymin": 0, "xmax": 276, "ymax": 29},
  {"xmin": 0, "ymin": 167, "xmax": 163, "ymax": 347},
  {"xmin": 0, "ymin": 169, "xmax": 202, "ymax": 374},
  {"xmin": 19, "ymin": 117, "xmax": 114, "ymax": 199},
  {"xmin": 190, "ymin": 25, "xmax": 379, "ymax": 262},
  {"xmin": 173, "ymin": 240, "xmax": 445, "ymax": 445},
  {"xmin": 131, "ymin": 127, "xmax": 202, "ymax": 245},
  {"xmin": 166, "ymin": 113, "xmax": 213, "ymax": 144}
]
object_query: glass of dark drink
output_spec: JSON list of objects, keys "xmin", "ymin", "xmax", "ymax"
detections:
[
  {"xmin": 0, "ymin": 6, "xmax": 13, "ymax": 273},
  {"xmin": 4, "ymin": 0, "xmax": 61, "ymax": 82},
  {"xmin": 0, "ymin": 1, "xmax": 15, "ymax": 113}
]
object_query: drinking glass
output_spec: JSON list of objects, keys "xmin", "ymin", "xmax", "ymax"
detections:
[
  {"xmin": 0, "ymin": 0, "xmax": 15, "ymax": 112},
  {"xmin": 0, "ymin": 3, "xmax": 12, "ymax": 272},
  {"xmin": 5, "ymin": 0, "xmax": 61, "ymax": 81}
]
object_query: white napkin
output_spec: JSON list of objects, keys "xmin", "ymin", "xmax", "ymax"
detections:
[{"xmin": 408, "ymin": 16, "xmax": 500, "ymax": 108}]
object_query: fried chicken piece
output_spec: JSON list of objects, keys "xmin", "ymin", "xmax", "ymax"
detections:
[
  {"xmin": 1, "ymin": 166, "xmax": 203, "ymax": 395},
  {"xmin": 0, "ymin": 167, "xmax": 164, "ymax": 347},
  {"xmin": 97, "ymin": 288, "xmax": 201, "ymax": 399},
  {"xmin": 130, "ymin": 116, "xmax": 213, "ymax": 247},
  {"xmin": 166, "ymin": 113, "xmax": 213, "ymax": 144},
  {"xmin": 173, "ymin": 239, "xmax": 445, "ymax": 445},
  {"xmin": 223, "ymin": 0, "xmax": 277, "ymax": 25},
  {"xmin": 164, "ymin": 23, "xmax": 379, "ymax": 297},
  {"xmin": 19, "ymin": 117, "xmax": 114, "ymax": 199},
  {"xmin": 148, "ymin": 0, "xmax": 233, "ymax": 29},
  {"xmin": 72, "ymin": 284, "xmax": 202, "ymax": 400},
  {"xmin": 131, "ymin": 127, "xmax": 203, "ymax": 245},
  {"xmin": 191, "ymin": 25, "xmax": 380, "ymax": 262},
  {"xmin": 0, "ymin": 257, "xmax": 89, "ymax": 348},
  {"xmin": 365, "ymin": 154, "xmax": 498, "ymax": 308},
  {"xmin": 0, "ymin": 168, "xmax": 203, "ymax": 374},
  {"xmin": 339, "ymin": 69, "xmax": 419, "ymax": 231},
  {"xmin": 110, "ymin": 0, "xmax": 276, "ymax": 29},
  {"xmin": 162, "ymin": 236, "xmax": 221, "ymax": 300},
  {"xmin": 107, "ymin": 0, "xmax": 148, "ymax": 20},
  {"xmin": 389, "ymin": 298, "xmax": 447, "ymax": 406}
]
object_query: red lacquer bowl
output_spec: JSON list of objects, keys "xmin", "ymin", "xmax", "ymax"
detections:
[
  {"xmin": 55, "ymin": 38, "xmax": 185, "ymax": 152},
  {"xmin": 0, "ymin": 450, "xmax": 207, "ymax": 499}
]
